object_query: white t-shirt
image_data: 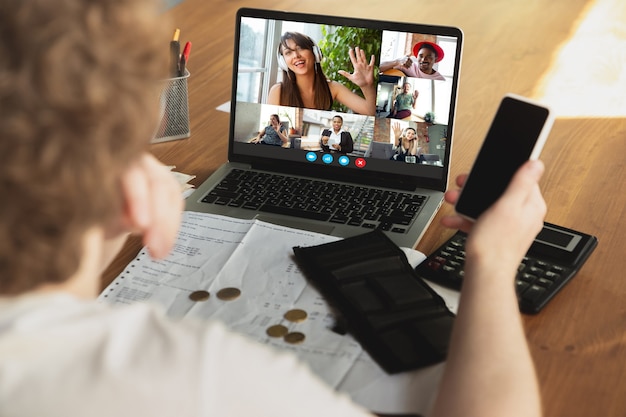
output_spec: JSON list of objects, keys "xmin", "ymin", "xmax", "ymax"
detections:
[
  {"xmin": 327, "ymin": 129, "xmax": 344, "ymax": 148},
  {"xmin": 406, "ymin": 59, "xmax": 446, "ymax": 80},
  {"xmin": 0, "ymin": 293, "xmax": 373, "ymax": 417}
]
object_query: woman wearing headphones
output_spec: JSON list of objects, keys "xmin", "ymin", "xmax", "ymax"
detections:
[{"xmin": 268, "ymin": 32, "xmax": 377, "ymax": 116}]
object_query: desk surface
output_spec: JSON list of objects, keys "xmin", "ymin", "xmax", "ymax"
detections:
[{"xmin": 101, "ymin": 1, "xmax": 626, "ymax": 416}]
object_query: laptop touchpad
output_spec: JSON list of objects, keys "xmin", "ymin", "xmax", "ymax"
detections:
[{"xmin": 254, "ymin": 214, "xmax": 335, "ymax": 235}]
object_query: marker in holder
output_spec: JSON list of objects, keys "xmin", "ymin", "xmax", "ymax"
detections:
[{"xmin": 152, "ymin": 69, "xmax": 190, "ymax": 143}]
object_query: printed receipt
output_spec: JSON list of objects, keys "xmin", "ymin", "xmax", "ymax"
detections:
[{"xmin": 99, "ymin": 211, "xmax": 459, "ymax": 415}]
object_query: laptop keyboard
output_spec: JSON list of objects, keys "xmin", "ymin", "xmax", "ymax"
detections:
[{"xmin": 200, "ymin": 169, "xmax": 428, "ymax": 234}]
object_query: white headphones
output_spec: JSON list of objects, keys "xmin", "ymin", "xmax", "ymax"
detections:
[
  {"xmin": 276, "ymin": 36, "xmax": 322, "ymax": 72},
  {"xmin": 403, "ymin": 127, "xmax": 417, "ymax": 138}
]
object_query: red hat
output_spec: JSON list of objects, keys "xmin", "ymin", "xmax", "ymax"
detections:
[{"xmin": 412, "ymin": 41, "xmax": 444, "ymax": 62}]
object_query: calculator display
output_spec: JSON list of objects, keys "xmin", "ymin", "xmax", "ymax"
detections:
[{"xmin": 534, "ymin": 224, "xmax": 581, "ymax": 252}]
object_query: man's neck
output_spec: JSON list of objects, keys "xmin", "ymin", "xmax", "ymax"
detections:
[{"xmin": 32, "ymin": 227, "xmax": 105, "ymax": 299}]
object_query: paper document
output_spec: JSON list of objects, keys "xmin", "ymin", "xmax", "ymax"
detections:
[{"xmin": 99, "ymin": 211, "xmax": 459, "ymax": 414}]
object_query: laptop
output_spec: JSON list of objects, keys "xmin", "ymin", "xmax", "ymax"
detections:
[{"xmin": 185, "ymin": 8, "xmax": 463, "ymax": 248}]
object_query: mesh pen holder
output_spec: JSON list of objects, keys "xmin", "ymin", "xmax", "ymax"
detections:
[{"xmin": 152, "ymin": 69, "xmax": 190, "ymax": 143}]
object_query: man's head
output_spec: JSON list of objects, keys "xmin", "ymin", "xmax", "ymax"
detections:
[
  {"xmin": 331, "ymin": 115, "xmax": 344, "ymax": 131},
  {"xmin": 412, "ymin": 41, "xmax": 444, "ymax": 74},
  {"xmin": 0, "ymin": 0, "xmax": 168, "ymax": 295}
]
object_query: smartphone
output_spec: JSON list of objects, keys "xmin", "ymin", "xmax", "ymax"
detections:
[{"xmin": 455, "ymin": 94, "xmax": 554, "ymax": 221}]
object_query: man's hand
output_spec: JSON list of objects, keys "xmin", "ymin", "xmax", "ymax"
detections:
[
  {"xmin": 120, "ymin": 153, "xmax": 183, "ymax": 259},
  {"xmin": 441, "ymin": 160, "xmax": 546, "ymax": 267}
]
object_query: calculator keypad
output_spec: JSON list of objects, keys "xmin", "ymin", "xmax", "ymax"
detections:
[{"xmin": 416, "ymin": 232, "xmax": 575, "ymax": 314}]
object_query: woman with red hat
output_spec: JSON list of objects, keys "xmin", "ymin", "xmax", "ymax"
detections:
[{"xmin": 380, "ymin": 40, "xmax": 446, "ymax": 80}]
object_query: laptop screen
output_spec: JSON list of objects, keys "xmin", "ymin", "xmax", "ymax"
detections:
[{"xmin": 229, "ymin": 8, "xmax": 463, "ymax": 191}]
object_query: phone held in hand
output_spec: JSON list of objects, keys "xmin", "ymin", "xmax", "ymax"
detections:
[{"xmin": 455, "ymin": 94, "xmax": 554, "ymax": 221}]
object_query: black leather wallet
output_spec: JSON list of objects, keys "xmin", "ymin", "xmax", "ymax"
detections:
[{"xmin": 293, "ymin": 230, "xmax": 455, "ymax": 374}]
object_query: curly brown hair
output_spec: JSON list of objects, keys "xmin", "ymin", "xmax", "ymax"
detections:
[{"xmin": 0, "ymin": 0, "xmax": 169, "ymax": 294}]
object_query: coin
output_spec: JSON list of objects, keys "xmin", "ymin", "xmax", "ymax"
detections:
[
  {"xmin": 266, "ymin": 324, "xmax": 289, "ymax": 338},
  {"xmin": 188, "ymin": 290, "xmax": 210, "ymax": 302},
  {"xmin": 284, "ymin": 331, "xmax": 306, "ymax": 344},
  {"xmin": 283, "ymin": 308, "xmax": 307, "ymax": 323},
  {"xmin": 216, "ymin": 287, "xmax": 241, "ymax": 301}
]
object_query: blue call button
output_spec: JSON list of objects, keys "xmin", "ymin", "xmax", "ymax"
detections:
[
  {"xmin": 305, "ymin": 152, "xmax": 317, "ymax": 162},
  {"xmin": 338, "ymin": 155, "xmax": 350, "ymax": 166},
  {"xmin": 322, "ymin": 154, "xmax": 333, "ymax": 164}
]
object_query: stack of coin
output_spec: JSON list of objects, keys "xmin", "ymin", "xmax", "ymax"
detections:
[
  {"xmin": 283, "ymin": 331, "xmax": 306, "ymax": 344},
  {"xmin": 188, "ymin": 290, "xmax": 210, "ymax": 302},
  {"xmin": 284, "ymin": 308, "xmax": 307, "ymax": 323},
  {"xmin": 216, "ymin": 287, "xmax": 241, "ymax": 301},
  {"xmin": 266, "ymin": 324, "xmax": 288, "ymax": 338},
  {"xmin": 265, "ymin": 308, "xmax": 308, "ymax": 344},
  {"xmin": 189, "ymin": 287, "xmax": 243, "ymax": 303}
]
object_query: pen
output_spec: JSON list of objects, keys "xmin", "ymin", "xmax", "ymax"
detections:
[
  {"xmin": 170, "ymin": 28, "xmax": 181, "ymax": 77},
  {"xmin": 179, "ymin": 41, "xmax": 191, "ymax": 76}
]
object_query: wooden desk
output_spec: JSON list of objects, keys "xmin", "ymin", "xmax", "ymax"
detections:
[{"xmin": 102, "ymin": 1, "xmax": 626, "ymax": 416}]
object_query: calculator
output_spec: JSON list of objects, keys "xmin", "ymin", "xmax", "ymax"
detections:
[{"xmin": 415, "ymin": 222, "xmax": 598, "ymax": 314}]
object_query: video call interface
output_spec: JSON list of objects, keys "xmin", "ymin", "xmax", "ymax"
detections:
[{"xmin": 232, "ymin": 15, "xmax": 460, "ymax": 179}]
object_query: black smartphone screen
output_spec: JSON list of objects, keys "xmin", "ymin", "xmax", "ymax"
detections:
[{"xmin": 455, "ymin": 95, "xmax": 551, "ymax": 220}]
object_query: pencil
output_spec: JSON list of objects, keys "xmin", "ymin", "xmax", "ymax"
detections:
[{"xmin": 170, "ymin": 28, "xmax": 181, "ymax": 77}]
